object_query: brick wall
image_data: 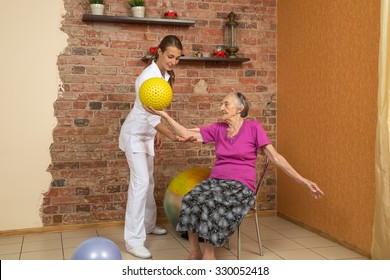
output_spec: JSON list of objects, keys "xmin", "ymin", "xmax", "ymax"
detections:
[{"xmin": 42, "ymin": 0, "xmax": 277, "ymax": 226}]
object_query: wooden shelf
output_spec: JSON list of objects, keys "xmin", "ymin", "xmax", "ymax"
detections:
[
  {"xmin": 82, "ymin": 15, "xmax": 250, "ymax": 64},
  {"xmin": 82, "ymin": 14, "xmax": 196, "ymax": 26},
  {"xmin": 142, "ymin": 55, "xmax": 250, "ymax": 63}
]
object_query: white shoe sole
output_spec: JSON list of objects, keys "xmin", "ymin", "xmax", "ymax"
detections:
[
  {"xmin": 148, "ymin": 227, "xmax": 167, "ymax": 235},
  {"xmin": 127, "ymin": 246, "xmax": 152, "ymax": 259}
]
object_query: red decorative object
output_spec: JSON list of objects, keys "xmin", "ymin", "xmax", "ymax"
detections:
[
  {"xmin": 164, "ymin": 11, "xmax": 177, "ymax": 18},
  {"xmin": 214, "ymin": 50, "xmax": 227, "ymax": 58},
  {"xmin": 150, "ymin": 46, "xmax": 158, "ymax": 55}
]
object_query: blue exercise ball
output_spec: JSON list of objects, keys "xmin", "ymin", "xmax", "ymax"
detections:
[{"xmin": 71, "ymin": 237, "xmax": 122, "ymax": 260}]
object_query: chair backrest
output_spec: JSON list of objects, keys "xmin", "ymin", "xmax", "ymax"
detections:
[{"xmin": 254, "ymin": 156, "xmax": 270, "ymax": 195}]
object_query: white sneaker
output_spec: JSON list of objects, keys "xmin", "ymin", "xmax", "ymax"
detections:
[
  {"xmin": 148, "ymin": 226, "xmax": 167, "ymax": 235},
  {"xmin": 127, "ymin": 245, "xmax": 152, "ymax": 259}
]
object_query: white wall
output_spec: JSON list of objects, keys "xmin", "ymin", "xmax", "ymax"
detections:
[{"xmin": 0, "ymin": 1, "xmax": 68, "ymax": 230}]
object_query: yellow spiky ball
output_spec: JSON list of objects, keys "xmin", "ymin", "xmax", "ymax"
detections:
[{"xmin": 139, "ymin": 78, "xmax": 173, "ymax": 110}]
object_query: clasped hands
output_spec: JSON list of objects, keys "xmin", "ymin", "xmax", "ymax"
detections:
[{"xmin": 144, "ymin": 105, "xmax": 197, "ymax": 142}]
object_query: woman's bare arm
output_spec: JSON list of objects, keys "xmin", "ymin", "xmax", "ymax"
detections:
[
  {"xmin": 145, "ymin": 106, "xmax": 203, "ymax": 142},
  {"xmin": 262, "ymin": 144, "xmax": 324, "ymax": 199}
]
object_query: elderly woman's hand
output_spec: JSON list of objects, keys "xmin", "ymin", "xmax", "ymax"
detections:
[
  {"xmin": 303, "ymin": 179, "xmax": 324, "ymax": 199},
  {"xmin": 176, "ymin": 135, "xmax": 197, "ymax": 142}
]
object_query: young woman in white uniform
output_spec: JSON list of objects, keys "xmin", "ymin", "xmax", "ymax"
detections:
[{"xmin": 119, "ymin": 35, "xmax": 188, "ymax": 258}]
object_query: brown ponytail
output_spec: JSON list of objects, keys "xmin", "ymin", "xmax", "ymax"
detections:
[{"xmin": 149, "ymin": 35, "xmax": 183, "ymax": 86}]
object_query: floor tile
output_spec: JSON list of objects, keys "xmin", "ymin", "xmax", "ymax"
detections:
[
  {"xmin": 62, "ymin": 236, "xmax": 98, "ymax": 249},
  {"xmin": 63, "ymin": 246, "xmax": 77, "ymax": 260},
  {"xmin": 22, "ymin": 239, "xmax": 62, "ymax": 252},
  {"xmin": 239, "ymin": 250, "xmax": 283, "ymax": 260},
  {"xmin": 23, "ymin": 232, "xmax": 61, "ymax": 242},
  {"xmin": 146, "ymin": 232, "xmax": 175, "ymax": 241},
  {"xmin": 245, "ymin": 227, "xmax": 286, "ymax": 241},
  {"xmin": 96, "ymin": 226, "xmax": 123, "ymax": 235},
  {"xmin": 229, "ymin": 231, "xmax": 256, "ymax": 243},
  {"xmin": 292, "ymin": 236, "xmax": 338, "ymax": 248},
  {"xmin": 311, "ymin": 246, "xmax": 364, "ymax": 259},
  {"xmin": 20, "ymin": 249, "xmax": 63, "ymax": 260},
  {"xmin": 151, "ymin": 247, "xmax": 189, "ymax": 260},
  {"xmin": 215, "ymin": 246, "xmax": 236, "ymax": 258},
  {"xmin": 260, "ymin": 217, "xmax": 301, "ymax": 230},
  {"xmin": 228, "ymin": 240, "xmax": 265, "ymax": 257},
  {"xmin": 0, "ymin": 253, "xmax": 20, "ymax": 260},
  {"xmin": 145, "ymin": 237, "xmax": 183, "ymax": 251},
  {"xmin": 0, "ymin": 236, "xmax": 23, "ymax": 245},
  {"xmin": 263, "ymin": 238, "xmax": 305, "ymax": 251},
  {"xmin": 348, "ymin": 256, "xmax": 370, "ymax": 260},
  {"xmin": 275, "ymin": 248, "xmax": 327, "ymax": 260},
  {"xmin": 0, "ymin": 243, "xmax": 23, "ymax": 254},
  {"xmin": 97, "ymin": 233, "xmax": 124, "ymax": 244},
  {"xmin": 239, "ymin": 218, "xmax": 259, "ymax": 230},
  {"xmin": 61, "ymin": 229, "xmax": 98, "ymax": 239},
  {"xmin": 174, "ymin": 235, "xmax": 191, "ymax": 248},
  {"xmin": 218, "ymin": 255, "xmax": 240, "ymax": 260},
  {"xmin": 276, "ymin": 227, "xmax": 319, "ymax": 238}
]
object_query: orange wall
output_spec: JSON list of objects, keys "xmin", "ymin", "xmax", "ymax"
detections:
[{"xmin": 277, "ymin": 0, "xmax": 380, "ymax": 255}]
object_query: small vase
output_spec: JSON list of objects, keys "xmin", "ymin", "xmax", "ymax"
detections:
[
  {"xmin": 132, "ymin": 6, "xmax": 145, "ymax": 18},
  {"xmin": 90, "ymin": 4, "xmax": 105, "ymax": 15}
]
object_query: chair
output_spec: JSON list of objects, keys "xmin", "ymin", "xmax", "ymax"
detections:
[{"xmin": 232, "ymin": 156, "xmax": 270, "ymax": 259}]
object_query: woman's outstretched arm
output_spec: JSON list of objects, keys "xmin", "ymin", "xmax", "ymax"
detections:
[
  {"xmin": 262, "ymin": 144, "xmax": 324, "ymax": 199},
  {"xmin": 145, "ymin": 106, "xmax": 204, "ymax": 142}
]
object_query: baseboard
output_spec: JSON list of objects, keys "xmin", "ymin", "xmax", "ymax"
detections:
[{"xmin": 0, "ymin": 221, "xmax": 124, "ymax": 237}]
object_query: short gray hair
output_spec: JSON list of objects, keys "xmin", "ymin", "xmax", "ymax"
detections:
[{"xmin": 234, "ymin": 92, "xmax": 249, "ymax": 118}]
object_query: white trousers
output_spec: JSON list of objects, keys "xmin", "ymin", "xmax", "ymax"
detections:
[{"xmin": 124, "ymin": 141, "xmax": 157, "ymax": 249}]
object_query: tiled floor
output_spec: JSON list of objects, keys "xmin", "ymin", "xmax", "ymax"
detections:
[{"xmin": 0, "ymin": 216, "xmax": 368, "ymax": 260}]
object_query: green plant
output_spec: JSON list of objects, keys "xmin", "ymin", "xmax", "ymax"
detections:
[
  {"xmin": 89, "ymin": 0, "xmax": 104, "ymax": 4},
  {"xmin": 129, "ymin": 0, "xmax": 145, "ymax": 7}
]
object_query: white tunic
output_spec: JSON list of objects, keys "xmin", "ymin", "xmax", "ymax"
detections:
[{"xmin": 119, "ymin": 61, "xmax": 171, "ymax": 156}]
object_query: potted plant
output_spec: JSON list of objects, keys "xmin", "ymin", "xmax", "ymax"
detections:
[
  {"xmin": 89, "ymin": 0, "xmax": 105, "ymax": 15},
  {"xmin": 129, "ymin": 0, "xmax": 145, "ymax": 18}
]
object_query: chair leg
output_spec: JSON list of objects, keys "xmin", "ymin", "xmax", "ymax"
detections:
[
  {"xmin": 237, "ymin": 226, "xmax": 241, "ymax": 260},
  {"xmin": 254, "ymin": 213, "xmax": 263, "ymax": 256}
]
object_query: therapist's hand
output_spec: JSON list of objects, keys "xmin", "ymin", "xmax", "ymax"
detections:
[{"xmin": 154, "ymin": 132, "xmax": 163, "ymax": 149}]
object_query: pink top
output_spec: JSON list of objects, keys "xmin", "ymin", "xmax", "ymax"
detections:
[{"xmin": 200, "ymin": 120, "xmax": 271, "ymax": 192}]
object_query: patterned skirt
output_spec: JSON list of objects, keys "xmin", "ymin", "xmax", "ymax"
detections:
[{"xmin": 176, "ymin": 178, "xmax": 255, "ymax": 247}]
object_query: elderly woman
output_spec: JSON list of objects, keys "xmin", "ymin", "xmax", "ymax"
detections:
[{"xmin": 145, "ymin": 92, "xmax": 324, "ymax": 260}]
